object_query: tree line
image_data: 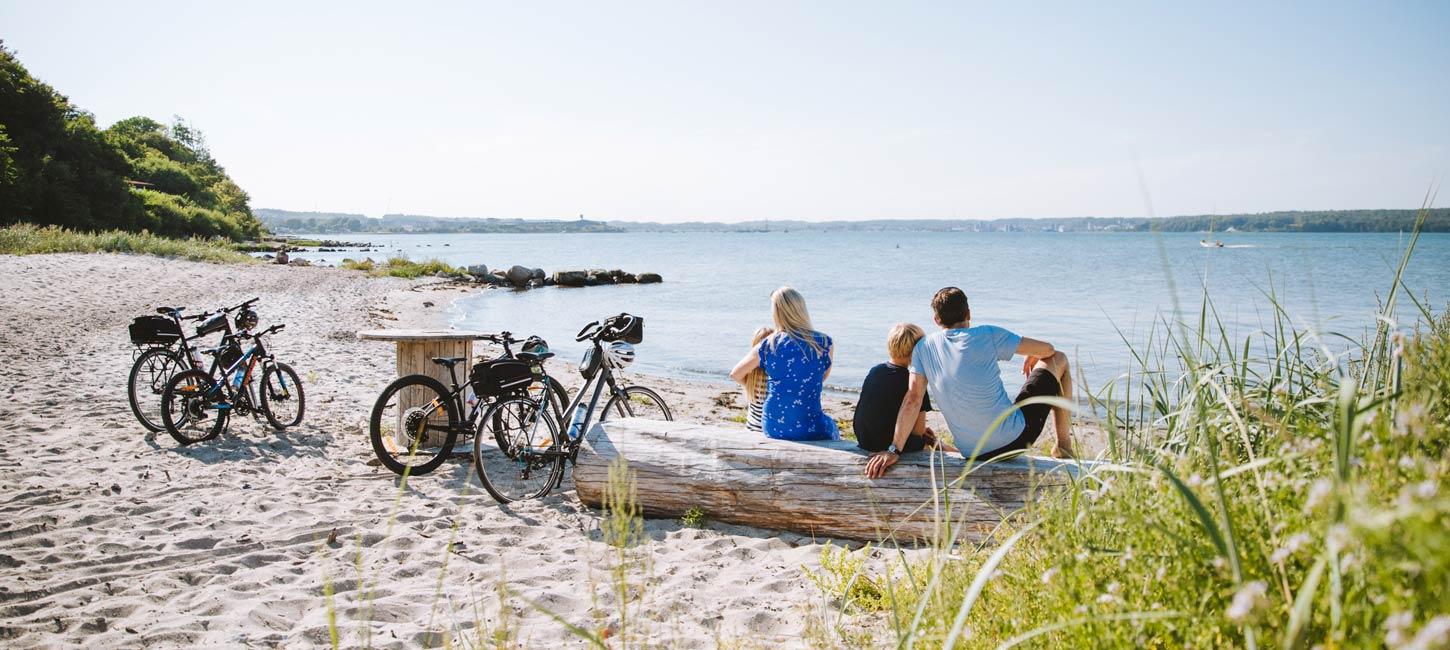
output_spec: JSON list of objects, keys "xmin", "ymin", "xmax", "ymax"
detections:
[
  {"xmin": 1135, "ymin": 209, "xmax": 1449, "ymax": 233},
  {"xmin": 0, "ymin": 42, "xmax": 263, "ymax": 240}
]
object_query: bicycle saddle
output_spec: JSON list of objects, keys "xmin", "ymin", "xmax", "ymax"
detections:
[
  {"xmin": 516, "ymin": 351, "xmax": 554, "ymax": 363},
  {"xmin": 430, "ymin": 357, "xmax": 467, "ymax": 367}
]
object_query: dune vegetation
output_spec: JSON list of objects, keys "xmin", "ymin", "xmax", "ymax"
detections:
[
  {"xmin": 0, "ymin": 223, "xmax": 254, "ymax": 264},
  {"xmin": 799, "ymin": 209, "xmax": 1447, "ymax": 648}
]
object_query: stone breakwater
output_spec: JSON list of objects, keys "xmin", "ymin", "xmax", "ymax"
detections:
[{"xmin": 465, "ymin": 264, "xmax": 662, "ymax": 289}]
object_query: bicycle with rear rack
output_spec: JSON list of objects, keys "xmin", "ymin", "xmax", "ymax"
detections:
[
  {"xmin": 473, "ymin": 313, "xmax": 672, "ymax": 503},
  {"xmin": 158, "ymin": 323, "xmax": 305, "ymax": 444},
  {"xmin": 126, "ymin": 298, "xmax": 257, "ymax": 432},
  {"xmin": 366, "ymin": 333, "xmax": 571, "ymax": 477}
]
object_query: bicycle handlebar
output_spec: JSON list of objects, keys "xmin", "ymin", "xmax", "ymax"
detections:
[
  {"xmin": 575, "ymin": 313, "xmax": 637, "ymax": 342},
  {"xmin": 224, "ymin": 297, "xmax": 259, "ymax": 313},
  {"xmin": 482, "ymin": 331, "xmax": 522, "ymax": 345}
]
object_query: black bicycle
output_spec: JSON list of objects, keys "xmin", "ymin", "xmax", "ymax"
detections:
[
  {"xmin": 158, "ymin": 323, "xmax": 305, "ymax": 444},
  {"xmin": 126, "ymin": 298, "xmax": 257, "ymax": 432},
  {"xmin": 366, "ymin": 333, "xmax": 571, "ymax": 477},
  {"xmin": 474, "ymin": 313, "xmax": 672, "ymax": 503}
]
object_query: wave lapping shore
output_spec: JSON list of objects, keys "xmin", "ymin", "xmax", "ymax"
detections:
[{"xmin": 0, "ymin": 254, "xmax": 868, "ymax": 647}]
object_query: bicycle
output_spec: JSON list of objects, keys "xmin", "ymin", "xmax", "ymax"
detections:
[
  {"xmin": 366, "ymin": 333, "xmax": 571, "ymax": 477},
  {"xmin": 158, "ymin": 323, "xmax": 306, "ymax": 444},
  {"xmin": 126, "ymin": 298, "xmax": 257, "ymax": 432},
  {"xmin": 473, "ymin": 313, "xmax": 672, "ymax": 503}
]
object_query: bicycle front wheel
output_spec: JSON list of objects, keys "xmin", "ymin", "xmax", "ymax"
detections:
[
  {"xmin": 600, "ymin": 385, "xmax": 673, "ymax": 422},
  {"xmin": 474, "ymin": 397, "xmax": 563, "ymax": 503},
  {"xmin": 368, "ymin": 375, "xmax": 460, "ymax": 477},
  {"xmin": 128, "ymin": 347, "xmax": 183, "ymax": 432},
  {"xmin": 160, "ymin": 369, "xmax": 227, "ymax": 444},
  {"xmin": 260, "ymin": 362, "xmax": 306, "ymax": 429}
]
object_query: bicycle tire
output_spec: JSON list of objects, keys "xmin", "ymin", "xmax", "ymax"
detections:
[
  {"xmin": 474, "ymin": 397, "xmax": 563, "ymax": 503},
  {"xmin": 160, "ymin": 369, "xmax": 228, "ymax": 444},
  {"xmin": 600, "ymin": 385, "xmax": 673, "ymax": 422},
  {"xmin": 260, "ymin": 362, "xmax": 306, "ymax": 429},
  {"xmin": 128, "ymin": 347, "xmax": 182, "ymax": 432},
  {"xmin": 368, "ymin": 374, "xmax": 460, "ymax": 477}
]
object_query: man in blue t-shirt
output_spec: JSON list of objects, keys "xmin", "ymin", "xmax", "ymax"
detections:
[{"xmin": 865, "ymin": 287, "xmax": 1074, "ymax": 478}]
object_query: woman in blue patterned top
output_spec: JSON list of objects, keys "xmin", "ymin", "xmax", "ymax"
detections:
[{"xmin": 730, "ymin": 287, "xmax": 840, "ymax": 441}]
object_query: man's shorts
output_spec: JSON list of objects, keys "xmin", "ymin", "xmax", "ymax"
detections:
[{"xmin": 979, "ymin": 368, "xmax": 1061, "ymax": 460}]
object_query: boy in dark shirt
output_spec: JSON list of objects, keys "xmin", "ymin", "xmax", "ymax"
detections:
[{"xmin": 853, "ymin": 323, "xmax": 955, "ymax": 454}]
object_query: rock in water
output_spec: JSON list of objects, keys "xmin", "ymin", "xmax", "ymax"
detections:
[
  {"xmin": 553, "ymin": 270, "xmax": 589, "ymax": 287},
  {"xmin": 506, "ymin": 265, "xmax": 533, "ymax": 287},
  {"xmin": 638, "ymin": 272, "xmax": 662, "ymax": 283},
  {"xmin": 466, "ymin": 264, "xmax": 490, "ymax": 278}
]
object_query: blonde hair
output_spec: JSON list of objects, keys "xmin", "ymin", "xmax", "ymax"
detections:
[
  {"xmin": 887, "ymin": 322, "xmax": 925, "ymax": 361},
  {"xmin": 769, "ymin": 286, "xmax": 824, "ymax": 355},
  {"xmin": 743, "ymin": 326, "xmax": 773, "ymax": 402}
]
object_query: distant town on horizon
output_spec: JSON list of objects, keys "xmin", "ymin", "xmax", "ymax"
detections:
[{"xmin": 256, "ymin": 207, "xmax": 1450, "ymax": 235}]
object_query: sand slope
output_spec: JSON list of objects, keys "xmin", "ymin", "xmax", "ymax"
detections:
[{"xmin": 0, "ymin": 254, "xmax": 851, "ymax": 648}]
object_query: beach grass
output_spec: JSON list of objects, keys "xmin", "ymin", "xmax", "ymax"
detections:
[
  {"xmin": 339, "ymin": 256, "xmax": 468, "ymax": 279},
  {"xmin": 803, "ymin": 205, "xmax": 1448, "ymax": 648},
  {"xmin": 0, "ymin": 223, "xmax": 256, "ymax": 263}
]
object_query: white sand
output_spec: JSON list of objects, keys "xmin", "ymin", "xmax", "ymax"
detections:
[{"xmin": 0, "ymin": 254, "xmax": 866, "ymax": 648}]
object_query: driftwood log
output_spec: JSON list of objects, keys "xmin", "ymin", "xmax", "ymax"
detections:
[{"xmin": 573, "ymin": 418, "xmax": 1089, "ymax": 543}]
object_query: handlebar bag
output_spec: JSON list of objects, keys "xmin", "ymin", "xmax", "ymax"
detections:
[
  {"xmin": 605, "ymin": 316, "xmax": 644, "ymax": 344},
  {"xmin": 196, "ymin": 314, "xmax": 229, "ymax": 337},
  {"xmin": 129, "ymin": 316, "xmax": 182, "ymax": 346},
  {"xmin": 471, "ymin": 359, "xmax": 533, "ymax": 397}
]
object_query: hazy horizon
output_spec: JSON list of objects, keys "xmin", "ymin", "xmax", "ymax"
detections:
[{"xmin": 4, "ymin": 1, "xmax": 1447, "ymax": 223}]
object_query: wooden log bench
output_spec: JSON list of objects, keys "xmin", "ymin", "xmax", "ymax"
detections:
[{"xmin": 573, "ymin": 418, "xmax": 1090, "ymax": 543}]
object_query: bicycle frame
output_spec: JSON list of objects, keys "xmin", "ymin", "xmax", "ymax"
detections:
[{"xmin": 199, "ymin": 332, "xmax": 275, "ymax": 412}]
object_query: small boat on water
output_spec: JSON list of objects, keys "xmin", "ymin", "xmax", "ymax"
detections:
[{"xmin": 1200, "ymin": 239, "xmax": 1224, "ymax": 248}]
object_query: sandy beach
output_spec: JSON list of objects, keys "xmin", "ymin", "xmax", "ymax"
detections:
[{"xmin": 0, "ymin": 253, "xmax": 942, "ymax": 647}]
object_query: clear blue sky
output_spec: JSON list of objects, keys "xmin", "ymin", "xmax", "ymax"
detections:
[{"xmin": 3, "ymin": 1, "xmax": 1446, "ymax": 221}]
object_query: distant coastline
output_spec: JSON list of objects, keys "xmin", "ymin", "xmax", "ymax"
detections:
[{"xmin": 258, "ymin": 207, "xmax": 1449, "ymax": 235}]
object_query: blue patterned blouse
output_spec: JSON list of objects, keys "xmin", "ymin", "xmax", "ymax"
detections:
[{"xmin": 757, "ymin": 331, "xmax": 839, "ymax": 441}]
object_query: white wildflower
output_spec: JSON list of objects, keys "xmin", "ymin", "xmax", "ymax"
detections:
[
  {"xmin": 1395, "ymin": 403, "xmax": 1428, "ymax": 438},
  {"xmin": 1271, "ymin": 546, "xmax": 1292, "ymax": 564},
  {"xmin": 1415, "ymin": 481, "xmax": 1438, "ymax": 500},
  {"xmin": 1074, "ymin": 604, "xmax": 1088, "ymax": 615},
  {"xmin": 1155, "ymin": 565, "xmax": 1167, "ymax": 581},
  {"xmin": 1327, "ymin": 524, "xmax": 1352, "ymax": 555},
  {"xmin": 1075, "ymin": 550, "xmax": 1089, "ymax": 563},
  {"xmin": 1400, "ymin": 455, "xmax": 1417, "ymax": 470},
  {"xmin": 1306, "ymin": 479, "xmax": 1334, "ymax": 511},
  {"xmin": 1119, "ymin": 546, "xmax": 1134, "ymax": 568},
  {"xmin": 1406, "ymin": 615, "xmax": 1450, "ymax": 650},
  {"xmin": 1385, "ymin": 611, "xmax": 1414, "ymax": 648},
  {"xmin": 1040, "ymin": 567, "xmax": 1059, "ymax": 585},
  {"xmin": 1340, "ymin": 553, "xmax": 1358, "ymax": 572},
  {"xmin": 1097, "ymin": 593, "xmax": 1116, "ymax": 604},
  {"xmin": 1187, "ymin": 473, "xmax": 1204, "ymax": 488},
  {"xmin": 1225, "ymin": 581, "xmax": 1268, "ymax": 624},
  {"xmin": 1213, "ymin": 556, "xmax": 1227, "ymax": 570}
]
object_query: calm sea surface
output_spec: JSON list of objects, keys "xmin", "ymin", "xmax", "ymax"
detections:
[{"xmin": 289, "ymin": 231, "xmax": 1450, "ymax": 393}]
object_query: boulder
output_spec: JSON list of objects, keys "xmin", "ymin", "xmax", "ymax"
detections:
[
  {"xmin": 466, "ymin": 264, "xmax": 490, "ymax": 278},
  {"xmin": 617, "ymin": 272, "xmax": 638, "ymax": 284},
  {"xmin": 527, "ymin": 278, "xmax": 545, "ymax": 288},
  {"xmin": 638, "ymin": 272, "xmax": 662, "ymax": 283},
  {"xmin": 553, "ymin": 270, "xmax": 589, "ymax": 287},
  {"xmin": 481, "ymin": 273, "xmax": 509, "ymax": 286},
  {"xmin": 275, "ymin": 250, "xmax": 289, "ymax": 265},
  {"xmin": 506, "ymin": 265, "xmax": 534, "ymax": 287},
  {"xmin": 531, "ymin": 267, "xmax": 546, "ymax": 280}
]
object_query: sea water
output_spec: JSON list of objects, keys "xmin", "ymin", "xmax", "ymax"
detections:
[{"xmin": 288, "ymin": 231, "xmax": 1450, "ymax": 393}]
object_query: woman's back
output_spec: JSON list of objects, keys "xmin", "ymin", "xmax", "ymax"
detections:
[{"xmin": 758, "ymin": 331, "xmax": 839, "ymax": 441}]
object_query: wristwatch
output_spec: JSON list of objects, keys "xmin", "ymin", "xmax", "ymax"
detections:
[{"xmin": 886, "ymin": 443, "xmax": 899, "ymax": 454}]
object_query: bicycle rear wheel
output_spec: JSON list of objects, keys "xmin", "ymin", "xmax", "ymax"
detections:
[
  {"xmin": 128, "ymin": 347, "xmax": 182, "ymax": 432},
  {"xmin": 369, "ymin": 375, "xmax": 460, "ymax": 477},
  {"xmin": 474, "ymin": 397, "xmax": 563, "ymax": 503},
  {"xmin": 160, "ymin": 369, "xmax": 227, "ymax": 444},
  {"xmin": 600, "ymin": 385, "xmax": 673, "ymax": 422}
]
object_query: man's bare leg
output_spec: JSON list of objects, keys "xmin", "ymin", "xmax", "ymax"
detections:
[{"xmin": 1034, "ymin": 351, "xmax": 1074, "ymax": 457}]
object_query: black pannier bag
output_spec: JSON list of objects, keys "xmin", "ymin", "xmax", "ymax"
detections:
[
  {"xmin": 129, "ymin": 316, "xmax": 182, "ymax": 346},
  {"xmin": 196, "ymin": 313, "xmax": 229, "ymax": 337},
  {"xmin": 606, "ymin": 315, "xmax": 644, "ymax": 344},
  {"xmin": 470, "ymin": 359, "xmax": 533, "ymax": 397}
]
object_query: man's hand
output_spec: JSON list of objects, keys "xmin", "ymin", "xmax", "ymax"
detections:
[
  {"xmin": 1023, "ymin": 355, "xmax": 1040, "ymax": 377},
  {"xmin": 864, "ymin": 451, "xmax": 899, "ymax": 478},
  {"xmin": 1052, "ymin": 444, "xmax": 1075, "ymax": 459}
]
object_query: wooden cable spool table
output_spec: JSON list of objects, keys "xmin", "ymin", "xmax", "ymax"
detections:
[{"xmin": 357, "ymin": 329, "xmax": 491, "ymax": 447}]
